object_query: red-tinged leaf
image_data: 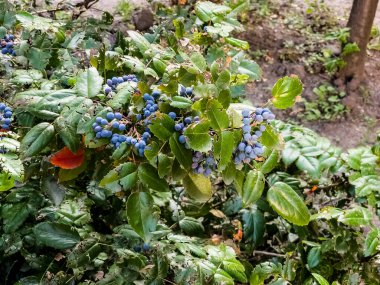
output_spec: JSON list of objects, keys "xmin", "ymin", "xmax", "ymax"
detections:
[{"xmin": 50, "ymin": 147, "xmax": 85, "ymax": 169}]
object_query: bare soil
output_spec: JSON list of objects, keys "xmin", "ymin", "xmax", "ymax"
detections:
[{"xmin": 244, "ymin": 0, "xmax": 380, "ymax": 149}]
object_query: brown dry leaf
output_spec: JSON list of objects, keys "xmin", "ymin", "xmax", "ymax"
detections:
[
  {"xmin": 178, "ymin": 0, "xmax": 187, "ymax": 5},
  {"xmin": 54, "ymin": 252, "xmax": 65, "ymax": 261},
  {"xmin": 224, "ymin": 239, "xmax": 241, "ymax": 255},
  {"xmin": 211, "ymin": 234, "xmax": 222, "ymax": 245},
  {"xmin": 95, "ymin": 271, "xmax": 104, "ymax": 281},
  {"xmin": 295, "ymin": 95, "xmax": 302, "ymax": 102},
  {"xmin": 209, "ymin": 209, "xmax": 226, "ymax": 218}
]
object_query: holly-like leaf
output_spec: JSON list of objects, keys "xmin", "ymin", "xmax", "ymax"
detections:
[
  {"xmin": 339, "ymin": 206, "xmax": 372, "ymax": 227},
  {"xmin": 182, "ymin": 172, "xmax": 212, "ymax": 202},
  {"xmin": 138, "ymin": 163, "xmax": 170, "ymax": 192},
  {"xmin": 20, "ymin": 122, "xmax": 55, "ymax": 158},
  {"xmin": 206, "ymin": 99, "xmax": 229, "ymax": 130},
  {"xmin": 184, "ymin": 120, "xmax": 212, "ymax": 152},
  {"xmin": 76, "ymin": 67, "xmax": 103, "ymax": 98},
  {"xmin": 149, "ymin": 114, "xmax": 175, "ymax": 141},
  {"xmin": 126, "ymin": 192, "xmax": 157, "ymax": 242},
  {"xmin": 214, "ymin": 130, "xmax": 235, "ymax": 171},
  {"xmin": 33, "ymin": 222, "xmax": 80, "ymax": 249},
  {"xmin": 242, "ymin": 170, "xmax": 265, "ymax": 207},
  {"xmin": 169, "ymin": 134, "xmax": 192, "ymax": 170},
  {"xmin": 99, "ymin": 162, "xmax": 137, "ymax": 192},
  {"xmin": 272, "ymin": 76, "xmax": 303, "ymax": 109},
  {"xmin": 54, "ymin": 116, "xmax": 81, "ymax": 153},
  {"xmin": 267, "ymin": 182, "xmax": 310, "ymax": 226}
]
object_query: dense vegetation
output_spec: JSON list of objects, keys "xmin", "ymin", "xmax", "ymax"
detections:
[{"xmin": 0, "ymin": 1, "xmax": 379, "ymax": 284}]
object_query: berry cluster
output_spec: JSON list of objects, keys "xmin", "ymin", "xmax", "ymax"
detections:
[
  {"xmin": 92, "ymin": 111, "xmax": 150, "ymax": 157},
  {"xmin": 1, "ymin": 34, "xmax": 16, "ymax": 56},
  {"xmin": 234, "ymin": 108, "xmax": 275, "ymax": 165},
  {"xmin": 0, "ymin": 103, "xmax": 13, "ymax": 130},
  {"xmin": 105, "ymin": 74, "xmax": 138, "ymax": 94},
  {"xmin": 136, "ymin": 91, "xmax": 160, "ymax": 122},
  {"xmin": 191, "ymin": 151, "xmax": 216, "ymax": 177},
  {"xmin": 178, "ymin": 85, "xmax": 193, "ymax": 97},
  {"xmin": 172, "ymin": 115, "xmax": 199, "ymax": 145}
]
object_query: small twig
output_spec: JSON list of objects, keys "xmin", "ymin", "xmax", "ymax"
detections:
[{"xmin": 253, "ymin": 250, "xmax": 286, "ymax": 258}]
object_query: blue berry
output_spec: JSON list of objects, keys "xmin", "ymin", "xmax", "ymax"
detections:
[
  {"xmin": 96, "ymin": 117, "xmax": 102, "ymax": 124},
  {"xmin": 168, "ymin": 112, "xmax": 176, "ymax": 120},
  {"xmin": 174, "ymin": 123, "xmax": 183, "ymax": 132},
  {"xmin": 107, "ymin": 79, "xmax": 113, "ymax": 86},
  {"xmin": 131, "ymin": 138, "xmax": 137, "ymax": 144},
  {"xmin": 119, "ymin": 124, "xmax": 126, "ymax": 131},
  {"xmin": 117, "ymin": 77, "xmax": 124, "ymax": 84},
  {"xmin": 179, "ymin": 135, "xmax": 186, "ymax": 144},
  {"xmin": 186, "ymin": 87, "xmax": 193, "ymax": 95},
  {"xmin": 242, "ymin": 109, "xmax": 250, "ymax": 118},
  {"xmin": 101, "ymin": 119, "xmax": 108, "ymax": 125},
  {"xmin": 260, "ymin": 125, "xmax": 266, "ymax": 132},
  {"xmin": 152, "ymin": 90, "xmax": 160, "ymax": 98},
  {"xmin": 94, "ymin": 126, "xmax": 102, "ymax": 133},
  {"xmin": 100, "ymin": 130, "xmax": 108, "ymax": 137},
  {"xmin": 115, "ymin": 112, "xmax": 122, "ymax": 120},
  {"xmin": 119, "ymin": 135, "xmax": 127, "ymax": 142},
  {"xmin": 136, "ymin": 114, "xmax": 142, "ymax": 120},
  {"xmin": 106, "ymin": 112, "xmax": 115, "ymax": 121},
  {"xmin": 243, "ymin": 118, "xmax": 251, "ymax": 125},
  {"xmin": 142, "ymin": 132, "xmax": 151, "ymax": 139},
  {"xmin": 184, "ymin": 117, "xmax": 192, "ymax": 125},
  {"xmin": 242, "ymin": 125, "xmax": 251, "ymax": 133},
  {"xmin": 96, "ymin": 132, "xmax": 102, "ymax": 138},
  {"xmin": 105, "ymin": 86, "xmax": 112, "ymax": 94},
  {"xmin": 144, "ymin": 110, "xmax": 151, "ymax": 117},
  {"xmin": 256, "ymin": 115, "xmax": 263, "ymax": 122},
  {"xmin": 112, "ymin": 77, "xmax": 118, "ymax": 85},
  {"xmin": 238, "ymin": 142, "xmax": 246, "ymax": 151},
  {"xmin": 0, "ymin": 103, "xmax": 5, "ymax": 110},
  {"xmin": 255, "ymin": 108, "xmax": 263, "ymax": 114},
  {"xmin": 112, "ymin": 122, "xmax": 119, "ymax": 129}
]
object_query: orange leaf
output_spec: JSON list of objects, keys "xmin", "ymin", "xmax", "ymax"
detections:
[{"xmin": 50, "ymin": 147, "xmax": 85, "ymax": 169}]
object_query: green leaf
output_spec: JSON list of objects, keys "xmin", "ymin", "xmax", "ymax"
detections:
[
  {"xmin": 0, "ymin": 172, "xmax": 15, "ymax": 191},
  {"xmin": 169, "ymin": 134, "xmax": 192, "ymax": 170},
  {"xmin": 237, "ymin": 59, "xmax": 262, "ymax": 80},
  {"xmin": 364, "ymin": 228, "xmax": 379, "ymax": 257},
  {"xmin": 282, "ymin": 143, "xmax": 300, "ymax": 166},
  {"xmin": 190, "ymin": 52, "xmax": 207, "ymax": 72},
  {"xmin": 296, "ymin": 155, "xmax": 319, "ymax": 178},
  {"xmin": 261, "ymin": 125, "xmax": 281, "ymax": 148},
  {"xmin": 259, "ymin": 149, "xmax": 280, "ymax": 174},
  {"xmin": 33, "ymin": 222, "xmax": 80, "ymax": 249},
  {"xmin": 307, "ymin": 247, "xmax": 321, "ymax": 269},
  {"xmin": 242, "ymin": 170, "xmax": 265, "ymax": 207},
  {"xmin": 182, "ymin": 172, "xmax": 212, "ymax": 202},
  {"xmin": 225, "ymin": 37, "xmax": 250, "ymax": 50},
  {"xmin": 267, "ymin": 182, "xmax": 310, "ymax": 226},
  {"xmin": 216, "ymin": 70, "xmax": 231, "ymax": 90},
  {"xmin": 206, "ymin": 99, "xmax": 229, "ymax": 130},
  {"xmin": 242, "ymin": 208, "xmax": 264, "ymax": 247},
  {"xmin": 76, "ymin": 67, "xmax": 103, "ymax": 98},
  {"xmin": 184, "ymin": 120, "xmax": 212, "ymax": 152},
  {"xmin": 179, "ymin": 217, "xmax": 205, "ymax": 235},
  {"xmin": 351, "ymin": 175, "xmax": 380, "ymax": 197},
  {"xmin": 126, "ymin": 192, "xmax": 157, "ymax": 242},
  {"xmin": 195, "ymin": 1, "xmax": 231, "ymax": 22},
  {"xmin": 1, "ymin": 202, "xmax": 29, "ymax": 233},
  {"xmin": 138, "ymin": 163, "xmax": 170, "ymax": 192},
  {"xmin": 272, "ymin": 76, "xmax": 303, "ymax": 109},
  {"xmin": 214, "ymin": 130, "xmax": 235, "ymax": 171},
  {"xmin": 20, "ymin": 122, "xmax": 55, "ymax": 158},
  {"xmin": 127, "ymin": 30, "xmax": 151, "ymax": 54},
  {"xmin": 312, "ymin": 273, "xmax": 330, "ymax": 285},
  {"xmin": 99, "ymin": 162, "xmax": 138, "ymax": 192},
  {"xmin": 339, "ymin": 206, "xmax": 372, "ymax": 227},
  {"xmin": 0, "ymin": 153, "xmax": 23, "ymax": 181},
  {"xmin": 149, "ymin": 114, "xmax": 175, "ymax": 141},
  {"xmin": 157, "ymin": 154, "xmax": 172, "ymax": 178},
  {"xmin": 54, "ymin": 116, "xmax": 80, "ymax": 153},
  {"xmin": 170, "ymin": 96, "xmax": 193, "ymax": 109},
  {"xmin": 27, "ymin": 47, "xmax": 51, "ymax": 70}
]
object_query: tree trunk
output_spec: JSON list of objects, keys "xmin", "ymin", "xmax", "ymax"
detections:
[{"xmin": 338, "ymin": 0, "xmax": 379, "ymax": 90}]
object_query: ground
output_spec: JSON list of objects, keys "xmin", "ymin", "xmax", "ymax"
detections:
[{"xmin": 34, "ymin": 0, "xmax": 380, "ymax": 149}]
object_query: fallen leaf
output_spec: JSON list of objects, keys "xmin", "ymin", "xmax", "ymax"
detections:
[{"xmin": 50, "ymin": 147, "xmax": 85, "ymax": 169}]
